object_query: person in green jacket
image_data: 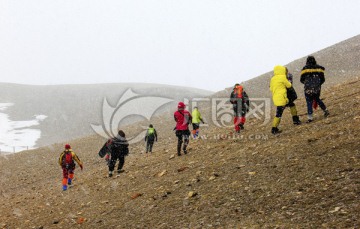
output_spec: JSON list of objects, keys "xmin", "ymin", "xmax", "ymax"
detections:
[
  {"xmin": 191, "ymin": 107, "xmax": 205, "ymax": 139},
  {"xmin": 145, "ymin": 124, "xmax": 157, "ymax": 154}
]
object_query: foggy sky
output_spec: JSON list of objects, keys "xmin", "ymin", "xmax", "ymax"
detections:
[{"xmin": 0, "ymin": 0, "xmax": 359, "ymax": 91}]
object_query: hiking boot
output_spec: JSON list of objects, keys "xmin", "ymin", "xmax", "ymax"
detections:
[
  {"xmin": 109, "ymin": 171, "xmax": 113, "ymax": 177},
  {"xmin": 307, "ymin": 119, "xmax": 313, "ymax": 123},
  {"xmin": 183, "ymin": 150, "xmax": 188, "ymax": 155},
  {"xmin": 292, "ymin": 116, "xmax": 301, "ymax": 125},
  {"xmin": 240, "ymin": 124, "xmax": 244, "ymax": 130},
  {"xmin": 67, "ymin": 178, "xmax": 72, "ymax": 185},
  {"xmin": 271, "ymin": 127, "xmax": 281, "ymax": 135},
  {"xmin": 324, "ymin": 110, "xmax": 330, "ymax": 117},
  {"xmin": 62, "ymin": 185, "xmax": 67, "ymax": 191}
]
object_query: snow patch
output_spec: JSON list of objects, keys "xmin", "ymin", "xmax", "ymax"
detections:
[{"xmin": 0, "ymin": 103, "xmax": 47, "ymax": 153}]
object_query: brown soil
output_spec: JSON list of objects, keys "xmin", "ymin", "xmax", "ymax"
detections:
[{"xmin": 1, "ymin": 79, "xmax": 359, "ymax": 228}]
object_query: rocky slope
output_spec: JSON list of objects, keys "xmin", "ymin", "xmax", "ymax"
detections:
[{"xmin": 0, "ymin": 77, "xmax": 359, "ymax": 228}]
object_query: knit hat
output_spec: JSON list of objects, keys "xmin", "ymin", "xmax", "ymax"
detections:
[{"xmin": 65, "ymin": 144, "xmax": 71, "ymax": 149}]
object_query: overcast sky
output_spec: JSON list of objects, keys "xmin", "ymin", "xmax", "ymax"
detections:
[{"xmin": 0, "ymin": 1, "xmax": 359, "ymax": 92}]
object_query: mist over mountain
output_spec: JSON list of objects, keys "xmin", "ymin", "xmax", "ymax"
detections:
[
  {"xmin": 1, "ymin": 34, "xmax": 360, "ymax": 153},
  {"xmin": 0, "ymin": 83, "xmax": 213, "ymax": 152}
]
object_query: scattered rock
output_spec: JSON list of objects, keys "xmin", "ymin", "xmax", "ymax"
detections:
[
  {"xmin": 191, "ymin": 178, "xmax": 200, "ymax": 183},
  {"xmin": 131, "ymin": 193, "xmax": 143, "ymax": 199},
  {"xmin": 169, "ymin": 154, "xmax": 175, "ymax": 160},
  {"xmin": 177, "ymin": 167, "xmax": 188, "ymax": 172},
  {"xmin": 248, "ymin": 172, "xmax": 256, "ymax": 175},
  {"xmin": 188, "ymin": 191, "xmax": 198, "ymax": 198},
  {"xmin": 196, "ymin": 171, "xmax": 202, "ymax": 176},
  {"xmin": 329, "ymin": 207, "xmax": 341, "ymax": 213},
  {"xmin": 174, "ymin": 180, "xmax": 180, "ymax": 184},
  {"xmin": 53, "ymin": 220, "xmax": 60, "ymax": 224},
  {"xmin": 209, "ymin": 176, "xmax": 216, "ymax": 181},
  {"xmin": 236, "ymin": 165, "xmax": 246, "ymax": 169},
  {"xmin": 161, "ymin": 191, "xmax": 172, "ymax": 198},
  {"xmin": 307, "ymin": 138, "xmax": 318, "ymax": 143},
  {"xmin": 77, "ymin": 217, "xmax": 85, "ymax": 224},
  {"xmin": 157, "ymin": 170, "xmax": 167, "ymax": 177}
]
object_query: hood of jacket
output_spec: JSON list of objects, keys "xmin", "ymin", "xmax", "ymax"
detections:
[
  {"xmin": 273, "ymin": 65, "xmax": 287, "ymax": 76},
  {"xmin": 306, "ymin": 56, "xmax": 317, "ymax": 66}
]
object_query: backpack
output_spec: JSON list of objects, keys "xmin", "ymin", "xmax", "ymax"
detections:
[
  {"xmin": 147, "ymin": 128, "xmax": 156, "ymax": 141},
  {"xmin": 287, "ymin": 87, "xmax": 298, "ymax": 104},
  {"xmin": 230, "ymin": 85, "xmax": 244, "ymax": 104},
  {"xmin": 233, "ymin": 85, "xmax": 243, "ymax": 99},
  {"xmin": 62, "ymin": 151, "xmax": 74, "ymax": 169}
]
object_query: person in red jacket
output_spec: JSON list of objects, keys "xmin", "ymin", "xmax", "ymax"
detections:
[{"xmin": 174, "ymin": 102, "xmax": 192, "ymax": 156}]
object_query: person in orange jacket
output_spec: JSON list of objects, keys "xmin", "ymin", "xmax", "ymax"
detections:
[{"xmin": 58, "ymin": 144, "xmax": 83, "ymax": 191}]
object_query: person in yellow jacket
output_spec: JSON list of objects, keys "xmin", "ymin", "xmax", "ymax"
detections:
[
  {"xmin": 58, "ymin": 144, "xmax": 83, "ymax": 191},
  {"xmin": 270, "ymin": 65, "xmax": 301, "ymax": 134},
  {"xmin": 191, "ymin": 107, "xmax": 205, "ymax": 138}
]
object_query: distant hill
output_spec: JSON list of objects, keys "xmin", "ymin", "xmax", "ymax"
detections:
[
  {"xmin": 0, "ymin": 83, "xmax": 213, "ymax": 151},
  {"xmin": 214, "ymin": 34, "xmax": 360, "ymax": 99}
]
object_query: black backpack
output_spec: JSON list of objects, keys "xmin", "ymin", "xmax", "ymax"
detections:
[{"xmin": 287, "ymin": 87, "xmax": 298, "ymax": 104}]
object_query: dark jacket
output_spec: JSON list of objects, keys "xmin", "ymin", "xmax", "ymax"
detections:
[
  {"xmin": 300, "ymin": 57, "xmax": 325, "ymax": 95},
  {"xmin": 111, "ymin": 135, "xmax": 129, "ymax": 157}
]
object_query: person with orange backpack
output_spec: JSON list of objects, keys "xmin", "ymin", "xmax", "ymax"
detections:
[
  {"xmin": 58, "ymin": 144, "xmax": 83, "ymax": 191},
  {"xmin": 230, "ymin": 83, "xmax": 250, "ymax": 133}
]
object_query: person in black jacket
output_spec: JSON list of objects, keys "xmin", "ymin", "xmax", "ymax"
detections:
[
  {"xmin": 230, "ymin": 83, "xmax": 250, "ymax": 133},
  {"xmin": 300, "ymin": 56, "xmax": 330, "ymax": 122},
  {"xmin": 108, "ymin": 130, "xmax": 129, "ymax": 177},
  {"xmin": 145, "ymin": 124, "xmax": 157, "ymax": 154}
]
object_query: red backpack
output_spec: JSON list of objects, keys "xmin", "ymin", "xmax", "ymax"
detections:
[{"xmin": 62, "ymin": 151, "xmax": 74, "ymax": 168}]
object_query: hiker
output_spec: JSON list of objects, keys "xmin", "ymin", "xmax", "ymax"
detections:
[
  {"xmin": 286, "ymin": 68, "xmax": 301, "ymax": 125},
  {"xmin": 270, "ymin": 65, "xmax": 301, "ymax": 135},
  {"xmin": 191, "ymin": 107, "xmax": 205, "ymax": 139},
  {"xmin": 174, "ymin": 102, "xmax": 192, "ymax": 156},
  {"xmin": 230, "ymin": 83, "xmax": 250, "ymax": 133},
  {"xmin": 58, "ymin": 144, "xmax": 83, "ymax": 191},
  {"xmin": 145, "ymin": 124, "xmax": 157, "ymax": 154},
  {"xmin": 300, "ymin": 56, "xmax": 330, "ymax": 122},
  {"xmin": 108, "ymin": 130, "xmax": 129, "ymax": 177}
]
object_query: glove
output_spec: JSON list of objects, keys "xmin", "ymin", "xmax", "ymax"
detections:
[
  {"xmin": 105, "ymin": 154, "xmax": 110, "ymax": 161},
  {"xmin": 80, "ymin": 164, "xmax": 83, "ymax": 170}
]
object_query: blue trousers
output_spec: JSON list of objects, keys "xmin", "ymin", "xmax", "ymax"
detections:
[{"xmin": 305, "ymin": 93, "xmax": 326, "ymax": 115}]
